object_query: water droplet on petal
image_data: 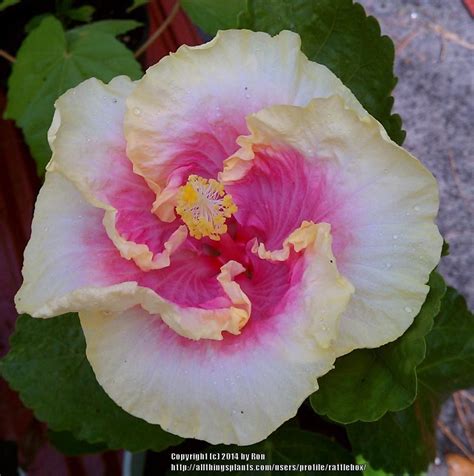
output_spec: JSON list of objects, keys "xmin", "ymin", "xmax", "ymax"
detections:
[
  {"xmin": 414, "ymin": 205, "xmax": 420, "ymax": 212},
  {"xmin": 393, "ymin": 234, "xmax": 398, "ymax": 240},
  {"xmin": 404, "ymin": 306, "xmax": 412, "ymax": 313},
  {"xmin": 133, "ymin": 107, "xmax": 141, "ymax": 116},
  {"xmin": 385, "ymin": 263, "xmax": 392, "ymax": 269}
]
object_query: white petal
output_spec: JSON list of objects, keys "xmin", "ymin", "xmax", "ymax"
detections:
[
  {"xmin": 223, "ymin": 96, "xmax": 442, "ymax": 354},
  {"xmin": 79, "ymin": 222, "xmax": 353, "ymax": 444},
  {"xmin": 124, "ymin": 29, "xmax": 366, "ymax": 219}
]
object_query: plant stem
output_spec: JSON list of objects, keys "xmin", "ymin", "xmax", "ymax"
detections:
[
  {"xmin": 134, "ymin": 0, "xmax": 181, "ymax": 59},
  {"xmin": 0, "ymin": 49, "xmax": 16, "ymax": 63}
]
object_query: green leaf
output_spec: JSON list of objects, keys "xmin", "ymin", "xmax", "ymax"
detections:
[
  {"xmin": 127, "ymin": 0, "xmax": 149, "ymax": 13},
  {"xmin": 0, "ymin": 314, "xmax": 183, "ymax": 452},
  {"xmin": 170, "ymin": 428, "xmax": 359, "ymax": 476},
  {"xmin": 356, "ymin": 455, "xmax": 425, "ymax": 476},
  {"xmin": 65, "ymin": 5, "xmax": 95, "ymax": 23},
  {"xmin": 4, "ymin": 16, "xmax": 142, "ymax": 173},
  {"xmin": 356, "ymin": 456, "xmax": 387, "ymax": 476},
  {"xmin": 311, "ymin": 272, "xmax": 446, "ymax": 423},
  {"xmin": 69, "ymin": 19, "xmax": 142, "ymax": 37},
  {"xmin": 0, "ymin": 0, "xmax": 20, "ymax": 12},
  {"xmin": 24, "ymin": 13, "xmax": 54, "ymax": 33},
  {"xmin": 418, "ymin": 287, "xmax": 474, "ymax": 395},
  {"xmin": 181, "ymin": 0, "xmax": 246, "ymax": 35},
  {"xmin": 347, "ymin": 387, "xmax": 439, "ymax": 474},
  {"xmin": 347, "ymin": 287, "xmax": 474, "ymax": 474},
  {"xmin": 48, "ymin": 430, "xmax": 108, "ymax": 456},
  {"xmin": 239, "ymin": 0, "xmax": 405, "ymax": 145},
  {"xmin": 57, "ymin": 0, "xmax": 74, "ymax": 10}
]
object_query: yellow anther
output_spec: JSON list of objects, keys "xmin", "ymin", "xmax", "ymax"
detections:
[
  {"xmin": 180, "ymin": 183, "xmax": 198, "ymax": 204},
  {"xmin": 176, "ymin": 175, "xmax": 237, "ymax": 241}
]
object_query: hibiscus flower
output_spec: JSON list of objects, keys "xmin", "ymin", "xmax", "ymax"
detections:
[{"xmin": 15, "ymin": 30, "xmax": 442, "ymax": 445}]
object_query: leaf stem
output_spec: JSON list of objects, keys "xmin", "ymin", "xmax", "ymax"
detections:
[
  {"xmin": 0, "ymin": 49, "xmax": 16, "ymax": 63},
  {"xmin": 134, "ymin": 0, "xmax": 181, "ymax": 59}
]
